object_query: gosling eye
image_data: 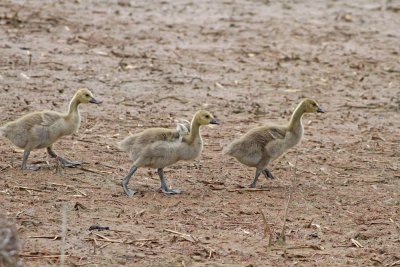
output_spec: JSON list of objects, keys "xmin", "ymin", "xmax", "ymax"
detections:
[
  {"xmin": 205, "ymin": 115, "xmax": 210, "ymax": 119},
  {"xmin": 312, "ymin": 103, "xmax": 317, "ymax": 107},
  {"xmin": 85, "ymin": 94, "xmax": 90, "ymax": 97}
]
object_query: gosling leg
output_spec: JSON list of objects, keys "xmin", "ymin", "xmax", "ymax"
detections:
[
  {"xmin": 122, "ymin": 165, "xmax": 138, "ymax": 198},
  {"xmin": 158, "ymin": 168, "xmax": 181, "ymax": 194},
  {"xmin": 47, "ymin": 147, "xmax": 82, "ymax": 167},
  {"xmin": 22, "ymin": 150, "xmax": 40, "ymax": 171},
  {"xmin": 262, "ymin": 168, "xmax": 275, "ymax": 180},
  {"xmin": 249, "ymin": 168, "xmax": 262, "ymax": 188}
]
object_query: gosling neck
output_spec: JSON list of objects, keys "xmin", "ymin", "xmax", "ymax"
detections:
[
  {"xmin": 185, "ymin": 119, "xmax": 201, "ymax": 145},
  {"xmin": 66, "ymin": 95, "xmax": 81, "ymax": 120},
  {"xmin": 288, "ymin": 102, "xmax": 305, "ymax": 131}
]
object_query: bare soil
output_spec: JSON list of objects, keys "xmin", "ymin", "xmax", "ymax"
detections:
[{"xmin": 1, "ymin": 0, "xmax": 400, "ymax": 266}]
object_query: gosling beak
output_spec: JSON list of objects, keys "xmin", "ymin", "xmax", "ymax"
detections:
[
  {"xmin": 89, "ymin": 97, "xmax": 99, "ymax": 104},
  {"xmin": 317, "ymin": 107, "xmax": 324, "ymax": 113},
  {"xmin": 210, "ymin": 118, "xmax": 219, "ymax": 125}
]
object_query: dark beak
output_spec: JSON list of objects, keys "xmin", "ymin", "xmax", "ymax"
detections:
[
  {"xmin": 317, "ymin": 107, "xmax": 324, "ymax": 113},
  {"xmin": 89, "ymin": 97, "xmax": 99, "ymax": 104},
  {"xmin": 210, "ymin": 118, "xmax": 219, "ymax": 125}
]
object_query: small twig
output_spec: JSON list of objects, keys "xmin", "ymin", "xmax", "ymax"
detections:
[
  {"xmin": 332, "ymin": 245, "xmax": 353, "ymax": 248},
  {"xmin": 73, "ymin": 188, "xmax": 87, "ymax": 197},
  {"xmin": 111, "ymin": 50, "xmax": 136, "ymax": 58},
  {"xmin": 279, "ymin": 150, "xmax": 298, "ymax": 243},
  {"xmin": 83, "ymin": 237, "xmax": 155, "ymax": 244},
  {"xmin": 14, "ymin": 186, "xmax": 51, "ymax": 193},
  {"xmin": 227, "ymin": 188, "xmax": 270, "ymax": 192},
  {"xmin": 50, "ymin": 183, "xmax": 87, "ymax": 196},
  {"xmin": 270, "ymin": 245, "xmax": 324, "ymax": 251},
  {"xmin": 388, "ymin": 259, "xmax": 400, "ymax": 266},
  {"xmin": 350, "ymin": 238, "xmax": 363, "ymax": 248},
  {"xmin": 94, "ymin": 233, "xmax": 111, "ymax": 241},
  {"xmin": 189, "ymin": 76, "xmax": 203, "ymax": 83},
  {"xmin": 80, "ymin": 167, "xmax": 113, "ymax": 174},
  {"xmin": 50, "ymin": 183, "xmax": 100, "ymax": 189},
  {"xmin": 135, "ymin": 209, "xmax": 146, "ymax": 217},
  {"xmin": 164, "ymin": 229, "xmax": 198, "ymax": 243},
  {"xmin": 60, "ymin": 203, "xmax": 67, "ymax": 267},
  {"xmin": 305, "ymin": 219, "xmax": 314, "ymax": 228},
  {"xmin": 99, "ymin": 163, "xmax": 120, "ymax": 169},
  {"xmin": 257, "ymin": 206, "xmax": 270, "ymax": 240},
  {"xmin": 77, "ymin": 138, "xmax": 98, "ymax": 144},
  {"xmin": 74, "ymin": 202, "xmax": 88, "ymax": 210},
  {"xmin": 97, "ymin": 240, "xmax": 111, "ymax": 250},
  {"xmin": 39, "ymin": 61, "xmax": 65, "ymax": 66},
  {"xmin": 20, "ymin": 254, "xmax": 71, "ymax": 259},
  {"xmin": 155, "ymin": 96, "xmax": 188, "ymax": 104},
  {"xmin": 28, "ymin": 235, "xmax": 61, "ymax": 240},
  {"xmin": 109, "ymin": 229, "xmax": 134, "ymax": 233},
  {"xmin": 124, "ymin": 239, "xmax": 157, "ymax": 244}
]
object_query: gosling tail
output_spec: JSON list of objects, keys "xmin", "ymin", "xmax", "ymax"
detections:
[
  {"xmin": 118, "ymin": 135, "xmax": 134, "ymax": 152},
  {"xmin": 222, "ymin": 143, "xmax": 234, "ymax": 156},
  {"xmin": 222, "ymin": 139, "xmax": 243, "ymax": 157}
]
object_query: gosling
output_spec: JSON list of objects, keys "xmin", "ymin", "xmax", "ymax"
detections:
[
  {"xmin": 172, "ymin": 123, "xmax": 189, "ymax": 142},
  {"xmin": 124, "ymin": 123, "xmax": 189, "ymax": 146},
  {"xmin": 119, "ymin": 110, "xmax": 219, "ymax": 197},
  {"xmin": 0, "ymin": 89, "xmax": 98, "ymax": 170},
  {"xmin": 162, "ymin": 123, "xmax": 189, "ymax": 143},
  {"xmin": 224, "ymin": 98, "xmax": 324, "ymax": 187}
]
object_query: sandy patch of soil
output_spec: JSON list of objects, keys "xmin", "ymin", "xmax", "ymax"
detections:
[{"xmin": 1, "ymin": 0, "xmax": 399, "ymax": 265}]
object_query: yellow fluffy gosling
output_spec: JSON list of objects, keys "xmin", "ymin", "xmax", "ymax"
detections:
[
  {"xmin": 173, "ymin": 123, "xmax": 189, "ymax": 142},
  {"xmin": 119, "ymin": 110, "xmax": 219, "ymax": 197},
  {"xmin": 179, "ymin": 119, "xmax": 191, "ymax": 134},
  {"xmin": 224, "ymin": 98, "xmax": 324, "ymax": 187},
  {"xmin": 0, "ymin": 89, "xmax": 98, "ymax": 170}
]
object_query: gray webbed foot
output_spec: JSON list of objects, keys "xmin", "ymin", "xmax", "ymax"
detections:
[
  {"xmin": 248, "ymin": 168, "xmax": 262, "ymax": 188},
  {"xmin": 161, "ymin": 188, "xmax": 182, "ymax": 194},
  {"xmin": 22, "ymin": 150, "xmax": 39, "ymax": 170},
  {"xmin": 63, "ymin": 160, "xmax": 83, "ymax": 167},
  {"xmin": 58, "ymin": 157, "xmax": 83, "ymax": 167},
  {"xmin": 157, "ymin": 168, "xmax": 181, "ymax": 195},
  {"xmin": 262, "ymin": 169, "xmax": 275, "ymax": 179},
  {"xmin": 121, "ymin": 165, "xmax": 138, "ymax": 197},
  {"xmin": 23, "ymin": 166, "xmax": 40, "ymax": 171},
  {"xmin": 248, "ymin": 182, "xmax": 257, "ymax": 188},
  {"xmin": 122, "ymin": 185, "xmax": 137, "ymax": 198}
]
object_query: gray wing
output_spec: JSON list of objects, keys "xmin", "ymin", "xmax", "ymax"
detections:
[
  {"xmin": 245, "ymin": 125, "xmax": 286, "ymax": 145},
  {"xmin": 267, "ymin": 126, "xmax": 286, "ymax": 140},
  {"xmin": 40, "ymin": 111, "xmax": 62, "ymax": 126},
  {"xmin": 179, "ymin": 120, "xmax": 191, "ymax": 133}
]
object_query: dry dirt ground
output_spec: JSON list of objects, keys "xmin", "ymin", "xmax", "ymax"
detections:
[{"xmin": 1, "ymin": 0, "xmax": 400, "ymax": 266}]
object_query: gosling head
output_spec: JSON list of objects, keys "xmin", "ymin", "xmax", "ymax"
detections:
[
  {"xmin": 75, "ymin": 89, "xmax": 99, "ymax": 104},
  {"xmin": 194, "ymin": 110, "xmax": 219, "ymax": 126},
  {"xmin": 302, "ymin": 98, "xmax": 324, "ymax": 113},
  {"xmin": 176, "ymin": 123, "xmax": 189, "ymax": 136}
]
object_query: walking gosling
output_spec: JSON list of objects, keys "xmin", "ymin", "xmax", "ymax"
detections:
[
  {"xmin": 120, "ymin": 123, "xmax": 189, "ymax": 148},
  {"xmin": 0, "ymin": 89, "xmax": 98, "ymax": 170},
  {"xmin": 223, "ymin": 98, "xmax": 324, "ymax": 187},
  {"xmin": 173, "ymin": 123, "xmax": 189, "ymax": 142},
  {"xmin": 119, "ymin": 110, "xmax": 219, "ymax": 197}
]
